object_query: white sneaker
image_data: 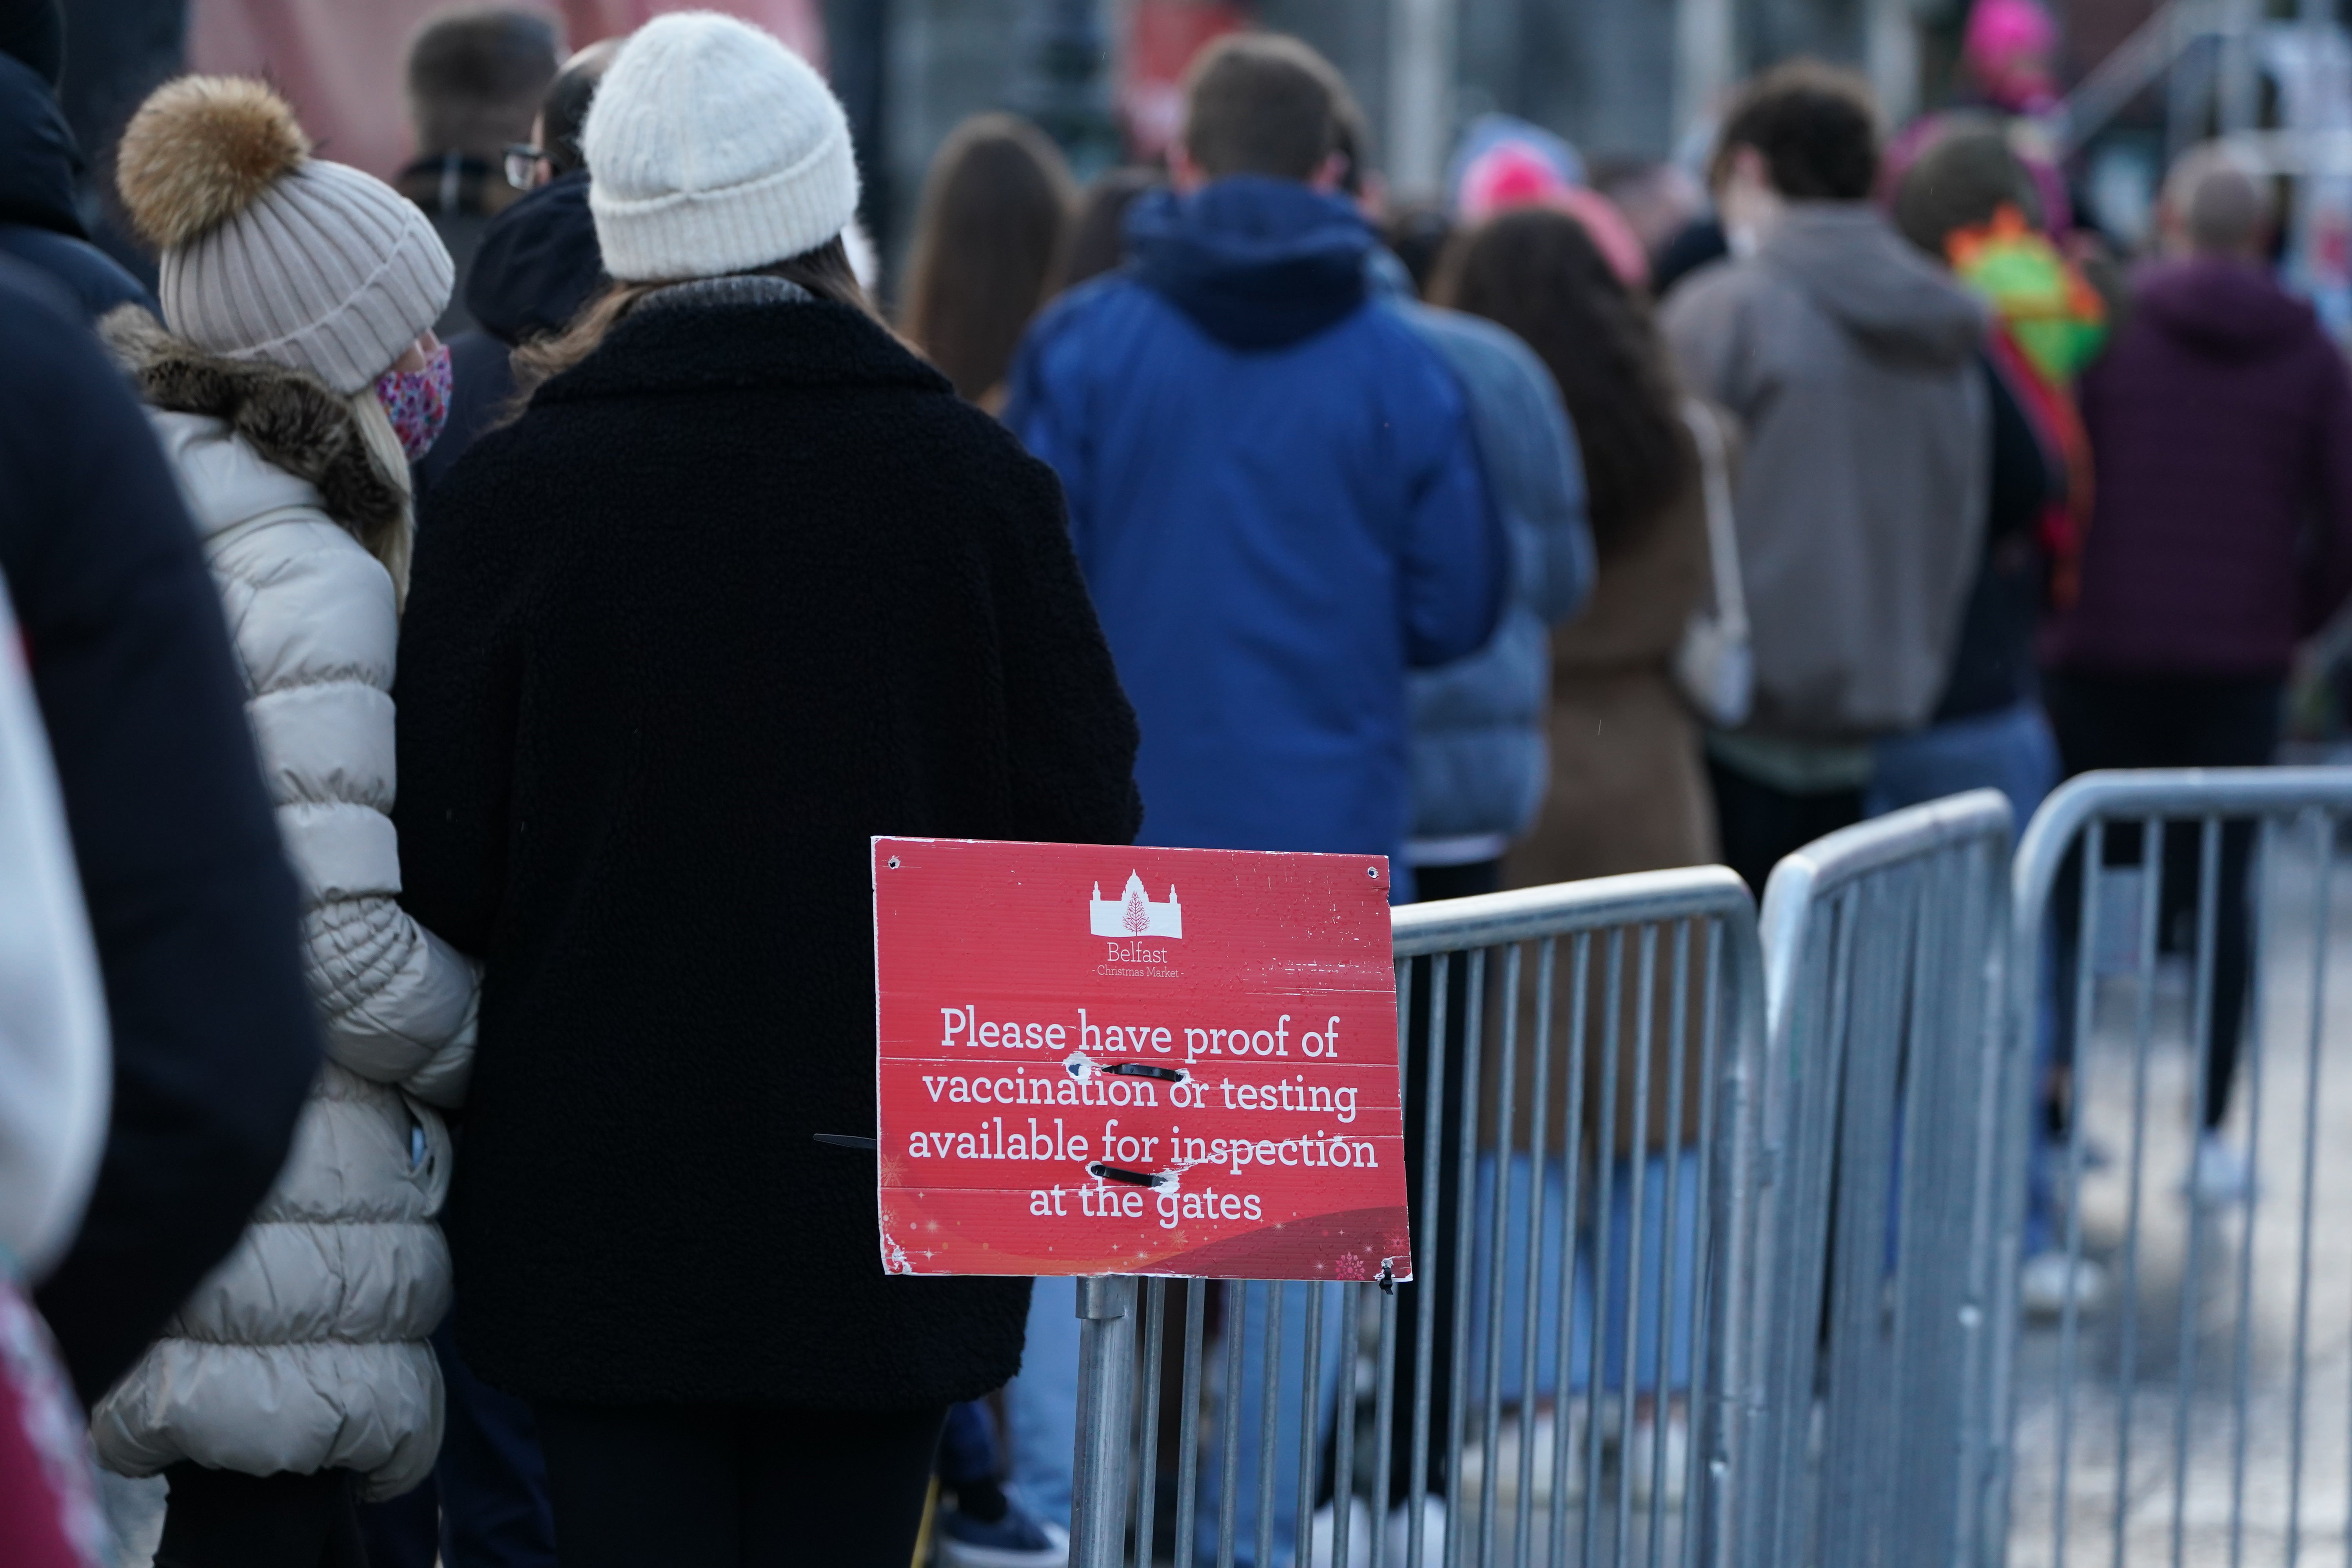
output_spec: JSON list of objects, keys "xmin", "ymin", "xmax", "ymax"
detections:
[
  {"xmin": 1383, "ymin": 1497, "xmax": 1446, "ymax": 1568},
  {"xmin": 1302, "ymin": 1498, "xmax": 1374, "ymax": 1568},
  {"xmin": 1625, "ymin": 1410, "xmax": 1690, "ymax": 1506},
  {"xmin": 2188, "ymin": 1132, "xmax": 2257, "ymax": 1207},
  {"xmin": 2018, "ymin": 1250, "xmax": 2110, "ymax": 1318},
  {"xmin": 1454, "ymin": 1406, "xmax": 1588, "ymax": 1508}
]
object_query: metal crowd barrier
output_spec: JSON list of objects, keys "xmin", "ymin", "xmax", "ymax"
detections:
[
  {"xmin": 1983, "ymin": 768, "xmax": 2352, "ymax": 1568},
  {"xmin": 1067, "ymin": 867, "xmax": 1771, "ymax": 1568},
  {"xmin": 1748, "ymin": 791, "xmax": 2016, "ymax": 1568}
]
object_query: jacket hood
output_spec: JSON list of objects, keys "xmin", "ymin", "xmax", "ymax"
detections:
[
  {"xmin": 464, "ymin": 171, "xmax": 606, "ymax": 348},
  {"xmin": 0, "ymin": 52, "xmax": 85, "ymax": 240},
  {"xmin": 2134, "ymin": 255, "xmax": 2317, "ymax": 360},
  {"xmin": 1762, "ymin": 202, "xmax": 1985, "ymax": 368},
  {"xmin": 1127, "ymin": 176, "xmax": 1372, "ymax": 350},
  {"xmin": 98, "ymin": 306, "xmax": 405, "ymax": 552}
]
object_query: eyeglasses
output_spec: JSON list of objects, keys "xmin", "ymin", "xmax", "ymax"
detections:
[{"xmin": 504, "ymin": 143, "xmax": 545, "ymax": 192}]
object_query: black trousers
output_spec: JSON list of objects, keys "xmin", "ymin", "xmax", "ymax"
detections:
[
  {"xmin": 2043, "ymin": 671, "xmax": 2283, "ymax": 1125},
  {"xmin": 1705, "ymin": 758, "xmax": 1865, "ymax": 897},
  {"xmin": 1382, "ymin": 858, "xmax": 1499, "ymax": 1503},
  {"xmin": 531, "ymin": 1400, "xmax": 946, "ymax": 1568},
  {"xmin": 154, "ymin": 1465, "xmax": 368, "ymax": 1568}
]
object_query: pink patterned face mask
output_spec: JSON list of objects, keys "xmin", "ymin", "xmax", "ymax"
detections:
[{"xmin": 376, "ymin": 343, "xmax": 454, "ymax": 462}]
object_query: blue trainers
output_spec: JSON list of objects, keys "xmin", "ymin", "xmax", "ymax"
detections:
[{"xmin": 936, "ymin": 1497, "xmax": 1068, "ymax": 1568}]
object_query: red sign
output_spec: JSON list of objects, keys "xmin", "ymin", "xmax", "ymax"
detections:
[{"xmin": 871, "ymin": 838, "xmax": 1411, "ymax": 1283}]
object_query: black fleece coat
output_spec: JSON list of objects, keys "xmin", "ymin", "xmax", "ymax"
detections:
[
  {"xmin": 397, "ymin": 286, "xmax": 1143, "ymax": 1410},
  {"xmin": 0, "ymin": 54, "xmax": 154, "ymax": 323}
]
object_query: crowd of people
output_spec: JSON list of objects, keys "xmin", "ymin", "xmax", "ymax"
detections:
[{"xmin": 2, "ymin": 0, "xmax": 2351, "ymax": 1564}]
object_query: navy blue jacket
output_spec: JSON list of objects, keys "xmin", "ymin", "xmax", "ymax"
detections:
[
  {"xmin": 417, "ymin": 171, "xmax": 605, "ymax": 494},
  {"xmin": 1007, "ymin": 179, "xmax": 1505, "ymax": 896},
  {"xmin": 0, "ymin": 262, "xmax": 316, "ymax": 1403},
  {"xmin": 0, "ymin": 54, "xmax": 154, "ymax": 323}
]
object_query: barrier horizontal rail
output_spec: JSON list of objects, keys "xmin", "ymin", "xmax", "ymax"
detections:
[
  {"xmin": 1750, "ymin": 791, "xmax": 2016, "ymax": 1568},
  {"xmin": 1067, "ymin": 867, "xmax": 1771, "ymax": 1568},
  {"xmin": 1988, "ymin": 767, "xmax": 2352, "ymax": 1568}
]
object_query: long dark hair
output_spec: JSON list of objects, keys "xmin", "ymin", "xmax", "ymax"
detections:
[
  {"xmin": 1433, "ymin": 207, "xmax": 1691, "ymax": 555},
  {"xmin": 898, "ymin": 114, "xmax": 1075, "ymax": 401},
  {"xmin": 507, "ymin": 237, "xmax": 869, "ymax": 412}
]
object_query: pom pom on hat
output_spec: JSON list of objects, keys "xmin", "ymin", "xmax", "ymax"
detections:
[
  {"xmin": 113, "ymin": 76, "xmax": 451, "ymax": 394},
  {"xmin": 118, "ymin": 76, "xmax": 310, "ymax": 251},
  {"xmin": 584, "ymin": 11, "xmax": 860, "ymax": 283}
]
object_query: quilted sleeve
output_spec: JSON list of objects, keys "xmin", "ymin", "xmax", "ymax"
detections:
[{"xmin": 222, "ymin": 520, "xmax": 480, "ymax": 1100}]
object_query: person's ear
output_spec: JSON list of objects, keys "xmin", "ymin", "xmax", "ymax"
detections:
[{"xmin": 1307, "ymin": 150, "xmax": 1349, "ymax": 194}]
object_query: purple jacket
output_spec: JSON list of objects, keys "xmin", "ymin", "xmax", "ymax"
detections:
[{"xmin": 2047, "ymin": 257, "xmax": 2352, "ymax": 677}]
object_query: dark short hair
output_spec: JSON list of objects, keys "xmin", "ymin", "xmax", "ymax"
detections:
[
  {"xmin": 406, "ymin": 6, "xmax": 563, "ymax": 157},
  {"xmin": 1892, "ymin": 119, "xmax": 2040, "ymax": 255},
  {"xmin": 1711, "ymin": 60, "xmax": 1880, "ymax": 201},
  {"xmin": 539, "ymin": 39, "xmax": 618, "ymax": 178},
  {"xmin": 1180, "ymin": 33, "xmax": 1349, "ymax": 183}
]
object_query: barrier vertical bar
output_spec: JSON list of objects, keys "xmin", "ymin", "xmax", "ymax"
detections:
[
  {"xmin": 1548, "ymin": 929, "xmax": 1595, "ymax": 1568},
  {"xmin": 2225, "ymin": 817, "xmax": 2274, "ymax": 1568},
  {"xmin": 2110, "ymin": 813, "xmax": 2164, "ymax": 1568},
  {"xmin": 1175, "ymin": 1282, "xmax": 1206, "ymax": 1568},
  {"xmin": 1477, "ymin": 944, "xmax": 1522, "ymax": 1568},
  {"xmin": 2290, "ymin": 815, "xmax": 2334, "ymax": 1568},
  {"xmin": 1135, "ymin": 1278, "xmax": 1165, "ymax": 1568},
  {"xmin": 1072, "ymin": 1275, "xmax": 1140, "ymax": 1568},
  {"xmin": 1512, "ymin": 936, "xmax": 1557, "ymax": 1568},
  {"xmin": 1445, "ymin": 948, "xmax": 1487, "ymax": 1568}
]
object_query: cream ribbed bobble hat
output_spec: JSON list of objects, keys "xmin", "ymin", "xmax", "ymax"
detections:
[
  {"xmin": 115, "ymin": 78, "xmax": 451, "ymax": 396},
  {"xmin": 583, "ymin": 11, "xmax": 859, "ymax": 283}
]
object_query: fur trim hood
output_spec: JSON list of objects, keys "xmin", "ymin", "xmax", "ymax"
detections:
[{"xmin": 99, "ymin": 304, "xmax": 404, "ymax": 556}]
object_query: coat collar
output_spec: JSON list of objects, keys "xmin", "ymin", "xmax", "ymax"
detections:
[{"xmin": 532, "ymin": 291, "xmax": 952, "ymax": 407}]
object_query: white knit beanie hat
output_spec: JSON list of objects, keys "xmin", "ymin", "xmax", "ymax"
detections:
[
  {"xmin": 583, "ymin": 11, "xmax": 860, "ymax": 283},
  {"xmin": 116, "ymin": 78, "xmax": 452, "ymax": 396}
]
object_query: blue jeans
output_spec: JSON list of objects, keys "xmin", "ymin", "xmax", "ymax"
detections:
[
  {"xmin": 1192, "ymin": 1281, "xmax": 1350, "ymax": 1566},
  {"xmin": 1004, "ymin": 1277, "xmax": 1080, "ymax": 1532},
  {"xmin": 1463, "ymin": 1151, "xmax": 1701, "ymax": 1406},
  {"xmin": 1864, "ymin": 699, "xmax": 2058, "ymax": 827}
]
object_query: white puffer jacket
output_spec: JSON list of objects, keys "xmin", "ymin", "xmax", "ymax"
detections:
[{"xmin": 89, "ymin": 320, "xmax": 478, "ymax": 1501}]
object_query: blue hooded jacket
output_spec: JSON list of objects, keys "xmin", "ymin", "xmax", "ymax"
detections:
[{"xmin": 1007, "ymin": 178, "xmax": 1505, "ymax": 897}]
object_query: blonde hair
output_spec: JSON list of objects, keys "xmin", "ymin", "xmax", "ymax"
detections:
[{"xmin": 344, "ymin": 389, "xmax": 415, "ymax": 611}]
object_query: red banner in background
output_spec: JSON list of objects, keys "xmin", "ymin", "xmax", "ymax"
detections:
[
  {"xmin": 1120, "ymin": 0, "xmax": 1249, "ymax": 160},
  {"xmin": 872, "ymin": 838, "xmax": 1410, "ymax": 1282}
]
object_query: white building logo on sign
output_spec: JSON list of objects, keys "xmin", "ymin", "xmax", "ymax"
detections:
[{"xmin": 1089, "ymin": 871, "xmax": 1183, "ymax": 939}]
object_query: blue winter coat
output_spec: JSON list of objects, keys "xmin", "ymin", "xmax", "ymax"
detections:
[
  {"xmin": 1380, "ymin": 261, "xmax": 1594, "ymax": 866},
  {"xmin": 1007, "ymin": 179, "xmax": 1504, "ymax": 898}
]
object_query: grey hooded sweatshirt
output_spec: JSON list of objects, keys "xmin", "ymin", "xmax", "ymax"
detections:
[{"xmin": 1663, "ymin": 202, "xmax": 1988, "ymax": 757}]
